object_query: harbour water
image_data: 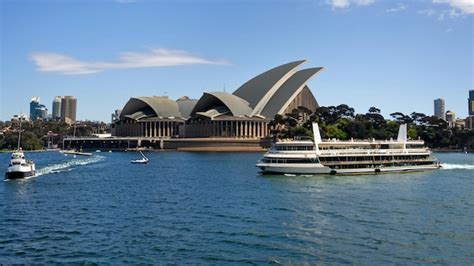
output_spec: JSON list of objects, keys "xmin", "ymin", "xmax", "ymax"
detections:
[{"xmin": 0, "ymin": 151, "xmax": 473, "ymax": 264}]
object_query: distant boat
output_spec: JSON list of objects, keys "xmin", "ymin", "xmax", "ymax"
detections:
[
  {"xmin": 131, "ymin": 151, "xmax": 148, "ymax": 164},
  {"xmin": 60, "ymin": 149, "xmax": 93, "ymax": 157}
]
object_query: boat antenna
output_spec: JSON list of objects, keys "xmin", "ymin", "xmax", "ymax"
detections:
[
  {"xmin": 17, "ymin": 119, "xmax": 22, "ymax": 151},
  {"xmin": 312, "ymin": 122, "xmax": 322, "ymax": 155}
]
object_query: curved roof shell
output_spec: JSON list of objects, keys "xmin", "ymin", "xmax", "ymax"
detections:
[
  {"xmin": 191, "ymin": 92, "xmax": 253, "ymax": 118},
  {"xmin": 120, "ymin": 97, "xmax": 181, "ymax": 120},
  {"xmin": 232, "ymin": 60, "xmax": 307, "ymax": 111},
  {"xmin": 260, "ymin": 67, "xmax": 324, "ymax": 118},
  {"xmin": 176, "ymin": 98, "xmax": 198, "ymax": 118}
]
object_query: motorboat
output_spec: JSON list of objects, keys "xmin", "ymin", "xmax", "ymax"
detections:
[
  {"xmin": 5, "ymin": 121, "xmax": 36, "ymax": 180},
  {"xmin": 131, "ymin": 151, "xmax": 149, "ymax": 164}
]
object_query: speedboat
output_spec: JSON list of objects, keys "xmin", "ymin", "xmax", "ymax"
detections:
[
  {"xmin": 5, "ymin": 122, "xmax": 36, "ymax": 180},
  {"xmin": 5, "ymin": 149, "xmax": 36, "ymax": 179},
  {"xmin": 131, "ymin": 151, "xmax": 149, "ymax": 164}
]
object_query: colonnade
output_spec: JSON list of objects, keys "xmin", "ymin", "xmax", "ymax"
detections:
[
  {"xmin": 185, "ymin": 120, "xmax": 269, "ymax": 138},
  {"xmin": 114, "ymin": 120, "xmax": 181, "ymax": 137},
  {"xmin": 114, "ymin": 119, "xmax": 270, "ymax": 139}
]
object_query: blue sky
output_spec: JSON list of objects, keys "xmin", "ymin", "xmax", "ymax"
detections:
[{"xmin": 1, "ymin": 0, "xmax": 473, "ymax": 122}]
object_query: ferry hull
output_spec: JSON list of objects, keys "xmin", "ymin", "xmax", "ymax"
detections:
[
  {"xmin": 257, "ymin": 163, "xmax": 440, "ymax": 175},
  {"xmin": 257, "ymin": 163, "xmax": 331, "ymax": 174}
]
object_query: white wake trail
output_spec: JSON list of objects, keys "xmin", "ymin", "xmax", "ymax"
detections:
[
  {"xmin": 36, "ymin": 155, "xmax": 105, "ymax": 176},
  {"xmin": 440, "ymin": 163, "xmax": 474, "ymax": 170}
]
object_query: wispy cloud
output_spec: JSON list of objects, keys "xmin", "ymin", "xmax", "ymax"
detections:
[
  {"xmin": 386, "ymin": 3, "xmax": 407, "ymax": 13},
  {"xmin": 418, "ymin": 8, "xmax": 437, "ymax": 16},
  {"xmin": 327, "ymin": 0, "xmax": 376, "ymax": 9},
  {"xmin": 30, "ymin": 48, "xmax": 230, "ymax": 75},
  {"xmin": 433, "ymin": 0, "xmax": 474, "ymax": 14}
]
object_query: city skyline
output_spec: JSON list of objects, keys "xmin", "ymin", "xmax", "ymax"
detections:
[{"xmin": 1, "ymin": 0, "xmax": 473, "ymax": 122}]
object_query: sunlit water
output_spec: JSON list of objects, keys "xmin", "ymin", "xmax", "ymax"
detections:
[{"xmin": 0, "ymin": 151, "xmax": 473, "ymax": 264}]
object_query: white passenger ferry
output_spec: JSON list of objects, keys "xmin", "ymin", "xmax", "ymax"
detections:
[{"xmin": 257, "ymin": 123, "xmax": 440, "ymax": 175}]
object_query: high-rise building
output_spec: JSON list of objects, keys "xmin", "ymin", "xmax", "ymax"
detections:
[
  {"xmin": 446, "ymin": 110, "xmax": 456, "ymax": 128},
  {"xmin": 434, "ymin": 98, "xmax": 446, "ymax": 120},
  {"xmin": 52, "ymin": 96, "xmax": 62, "ymax": 120},
  {"xmin": 30, "ymin": 97, "xmax": 40, "ymax": 120},
  {"xmin": 61, "ymin": 96, "xmax": 77, "ymax": 124},
  {"xmin": 469, "ymin": 90, "xmax": 474, "ymax": 116},
  {"xmin": 37, "ymin": 105, "xmax": 48, "ymax": 120},
  {"xmin": 30, "ymin": 97, "xmax": 48, "ymax": 121}
]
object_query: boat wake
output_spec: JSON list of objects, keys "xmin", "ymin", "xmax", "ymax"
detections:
[
  {"xmin": 35, "ymin": 156, "xmax": 105, "ymax": 177},
  {"xmin": 440, "ymin": 163, "xmax": 474, "ymax": 170}
]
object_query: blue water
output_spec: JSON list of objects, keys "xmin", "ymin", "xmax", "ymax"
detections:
[{"xmin": 0, "ymin": 151, "xmax": 473, "ymax": 264}]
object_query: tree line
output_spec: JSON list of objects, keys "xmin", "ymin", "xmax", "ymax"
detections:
[
  {"xmin": 270, "ymin": 105, "xmax": 473, "ymax": 149},
  {"xmin": 0, "ymin": 120, "xmax": 96, "ymax": 150}
]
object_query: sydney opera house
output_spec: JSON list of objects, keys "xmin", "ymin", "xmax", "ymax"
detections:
[{"xmin": 112, "ymin": 60, "xmax": 323, "ymax": 139}]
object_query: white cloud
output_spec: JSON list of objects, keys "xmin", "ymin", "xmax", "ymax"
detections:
[
  {"xmin": 386, "ymin": 4, "xmax": 407, "ymax": 13},
  {"xmin": 327, "ymin": 0, "xmax": 376, "ymax": 9},
  {"xmin": 30, "ymin": 48, "xmax": 229, "ymax": 75},
  {"xmin": 433, "ymin": 0, "xmax": 474, "ymax": 14}
]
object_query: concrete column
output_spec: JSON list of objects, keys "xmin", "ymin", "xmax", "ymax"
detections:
[
  {"xmin": 158, "ymin": 121, "xmax": 162, "ymax": 137},
  {"xmin": 239, "ymin": 121, "xmax": 243, "ymax": 138}
]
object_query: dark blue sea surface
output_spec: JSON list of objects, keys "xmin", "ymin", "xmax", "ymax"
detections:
[{"xmin": 0, "ymin": 151, "xmax": 473, "ymax": 264}]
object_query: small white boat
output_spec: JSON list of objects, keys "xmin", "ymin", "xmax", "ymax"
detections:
[
  {"xmin": 5, "ymin": 121, "xmax": 36, "ymax": 180},
  {"xmin": 5, "ymin": 149, "xmax": 36, "ymax": 180},
  {"xmin": 60, "ymin": 149, "xmax": 93, "ymax": 156},
  {"xmin": 131, "ymin": 151, "xmax": 149, "ymax": 164}
]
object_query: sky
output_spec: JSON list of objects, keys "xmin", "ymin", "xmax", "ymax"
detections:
[{"xmin": 1, "ymin": 0, "xmax": 473, "ymax": 122}]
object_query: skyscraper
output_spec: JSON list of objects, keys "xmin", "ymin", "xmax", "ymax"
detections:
[
  {"xmin": 61, "ymin": 96, "xmax": 77, "ymax": 124},
  {"xmin": 434, "ymin": 98, "xmax": 446, "ymax": 120},
  {"xmin": 30, "ymin": 97, "xmax": 40, "ymax": 120},
  {"xmin": 469, "ymin": 90, "xmax": 474, "ymax": 116},
  {"xmin": 30, "ymin": 97, "xmax": 48, "ymax": 121},
  {"xmin": 52, "ymin": 96, "xmax": 62, "ymax": 120}
]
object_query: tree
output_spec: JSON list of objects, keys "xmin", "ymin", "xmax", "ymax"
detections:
[{"xmin": 368, "ymin": 106, "xmax": 381, "ymax": 114}]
